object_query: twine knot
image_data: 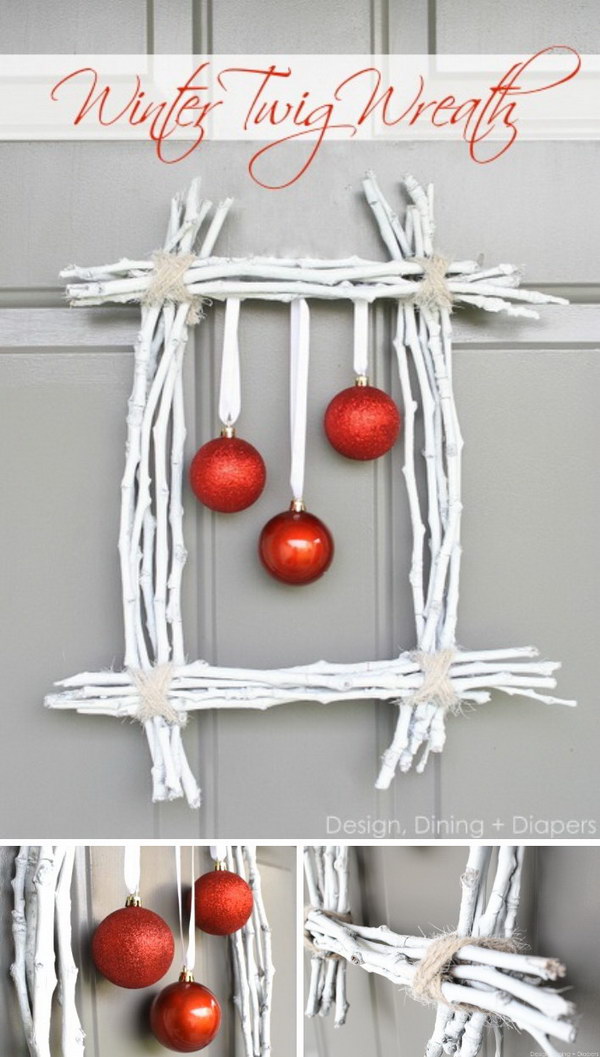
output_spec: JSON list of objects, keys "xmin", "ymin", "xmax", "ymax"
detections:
[
  {"xmin": 411, "ymin": 933, "xmax": 519, "ymax": 1007},
  {"xmin": 142, "ymin": 251, "xmax": 202, "ymax": 324},
  {"xmin": 409, "ymin": 649, "xmax": 460, "ymax": 712},
  {"xmin": 414, "ymin": 254, "xmax": 453, "ymax": 313},
  {"xmin": 130, "ymin": 663, "xmax": 187, "ymax": 726},
  {"xmin": 304, "ymin": 907, "xmax": 353, "ymax": 960}
]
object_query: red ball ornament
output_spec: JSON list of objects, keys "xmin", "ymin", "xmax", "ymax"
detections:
[
  {"xmin": 259, "ymin": 503, "xmax": 334, "ymax": 585},
  {"xmin": 193, "ymin": 868, "xmax": 254, "ymax": 936},
  {"xmin": 150, "ymin": 973, "xmax": 221, "ymax": 1052},
  {"xmin": 324, "ymin": 379, "xmax": 401, "ymax": 460},
  {"xmin": 91, "ymin": 901, "xmax": 174, "ymax": 989},
  {"xmin": 189, "ymin": 428, "xmax": 266, "ymax": 512}
]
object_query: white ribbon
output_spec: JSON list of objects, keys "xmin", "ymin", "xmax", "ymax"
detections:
[
  {"xmin": 289, "ymin": 298, "xmax": 310, "ymax": 502},
  {"xmin": 219, "ymin": 297, "xmax": 241, "ymax": 426},
  {"xmin": 353, "ymin": 299, "xmax": 369, "ymax": 377},
  {"xmin": 210, "ymin": 843, "xmax": 228, "ymax": 863},
  {"xmin": 124, "ymin": 844, "xmax": 141, "ymax": 898},
  {"xmin": 176, "ymin": 845, "xmax": 196, "ymax": 973}
]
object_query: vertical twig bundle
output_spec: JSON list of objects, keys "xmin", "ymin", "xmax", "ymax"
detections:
[
  {"xmin": 304, "ymin": 845, "xmax": 350, "ymax": 1027},
  {"xmin": 226, "ymin": 845, "xmax": 275, "ymax": 1057},
  {"xmin": 10, "ymin": 846, "xmax": 85, "ymax": 1057}
]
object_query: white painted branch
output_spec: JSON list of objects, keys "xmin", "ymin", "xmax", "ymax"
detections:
[
  {"xmin": 11, "ymin": 846, "xmax": 35, "ymax": 1056},
  {"xmin": 244, "ymin": 847, "xmax": 275, "ymax": 1057},
  {"xmin": 55, "ymin": 848, "xmax": 85, "ymax": 1057},
  {"xmin": 226, "ymin": 847, "xmax": 254, "ymax": 1057},
  {"xmin": 235, "ymin": 848, "xmax": 260, "ymax": 1057},
  {"xmin": 32, "ymin": 846, "xmax": 61, "ymax": 1057},
  {"xmin": 24, "ymin": 848, "xmax": 39, "ymax": 1008}
]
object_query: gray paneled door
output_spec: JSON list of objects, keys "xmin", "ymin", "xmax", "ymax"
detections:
[{"xmin": 1, "ymin": 0, "xmax": 599, "ymax": 837}]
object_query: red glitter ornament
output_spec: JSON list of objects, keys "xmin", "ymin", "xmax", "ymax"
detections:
[
  {"xmin": 189, "ymin": 428, "xmax": 266, "ymax": 513},
  {"xmin": 193, "ymin": 867, "xmax": 254, "ymax": 936},
  {"xmin": 324, "ymin": 379, "xmax": 401, "ymax": 460},
  {"xmin": 259, "ymin": 503, "xmax": 334, "ymax": 585},
  {"xmin": 150, "ymin": 972, "xmax": 222, "ymax": 1052},
  {"xmin": 91, "ymin": 901, "xmax": 174, "ymax": 988}
]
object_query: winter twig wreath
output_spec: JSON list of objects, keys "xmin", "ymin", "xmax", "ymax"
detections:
[
  {"xmin": 44, "ymin": 173, "xmax": 576, "ymax": 808},
  {"xmin": 304, "ymin": 845, "xmax": 578, "ymax": 1057}
]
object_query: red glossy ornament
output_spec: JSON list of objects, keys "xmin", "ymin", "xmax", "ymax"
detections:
[
  {"xmin": 150, "ymin": 972, "xmax": 222, "ymax": 1052},
  {"xmin": 193, "ymin": 868, "xmax": 254, "ymax": 936},
  {"xmin": 189, "ymin": 428, "xmax": 266, "ymax": 513},
  {"xmin": 91, "ymin": 901, "xmax": 174, "ymax": 989},
  {"xmin": 259, "ymin": 503, "xmax": 334, "ymax": 585},
  {"xmin": 324, "ymin": 379, "xmax": 401, "ymax": 460}
]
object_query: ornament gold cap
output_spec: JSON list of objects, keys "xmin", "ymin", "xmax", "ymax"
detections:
[
  {"xmin": 220, "ymin": 424, "xmax": 235, "ymax": 438},
  {"xmin": 214, "ymin": 859, "xmax": 227, "ymax": 871},
  {"xmin": 290, "ymin": 498, "xmax": 305, "ymax": 513},
  {"xmin": 179, "ymin": 969, "xmax": 195, "ymax": 983},
  {"xmin": 355, "ymin": 374, "xmax": 369, "ymax": 387},
  {"xmin": 125, "ymin": 893, "xmax": 141, "ymax": 907}
]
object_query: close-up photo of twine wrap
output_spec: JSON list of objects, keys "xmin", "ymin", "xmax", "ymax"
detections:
[
  {"xmin": 304, "ymin": 846, "xmax": 577, "ymax": 1057},
  {"xmin": 44, "ymin": 172, "xmax": 575, "ymax": 809}
]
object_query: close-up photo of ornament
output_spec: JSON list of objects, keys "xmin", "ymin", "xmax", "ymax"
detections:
[
  {"xmin": 192, "ymin": 862, "xmax": 254, "ymax": 936},
  {"xmin": 92, "ymin": 901, "xmax": 174, "ymax": 989},
  {"xmin": 1, "ymin": 844, "xmax": 295, "ymax": 1057}
]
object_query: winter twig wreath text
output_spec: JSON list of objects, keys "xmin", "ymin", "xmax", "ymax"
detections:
[{"xmin": 44, "ymin": 173, "xmax": 576, "ymax": 808}]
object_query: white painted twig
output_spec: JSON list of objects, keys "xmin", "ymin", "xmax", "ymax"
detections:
[
  {"xmin": 24, "ymin": 848, "xmax": 39, "ymax": 1011},
  {"xmin": 10, "ymin": 846, "xmax": 35, "ymax": 1056},
  {"xmin": 55, "ymin": 848, "xmax": 85, "ymax": 1057},
  {"xmin": 243, "ymin": 846, "xmax": 275, "ymax": 1057},
  {"xmin": 32, "ymin": 846, "xmax": 62, "ymax": 1057}
]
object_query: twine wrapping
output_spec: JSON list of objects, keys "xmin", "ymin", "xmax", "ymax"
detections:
[
  {"xmin": 414, "ymin": 255, "xmax": 453, "ymax": 313},
  {"xmin": 130, "ymin": 664, "xmax": 187, "ymax": 726},
  {"xmin": 411, "ymin": 933, "xmax": 519, "ymax": 1008},
  {"xmin": 304, "ymin": 907, "xmax": 353, "ymax": 960},
  {"xmin": 142, "ymin": 251, "xmax": 203, "ymax": 323},
  {"xmin": 408, "ymin": 649, "xmax": 461, "ymax": 713}
]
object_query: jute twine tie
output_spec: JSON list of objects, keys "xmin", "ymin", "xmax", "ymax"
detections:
[
  {"xmin": 130, "ymin": 663, "xmax": 187, "ymax": 726},
  {"xmin": 414, "ymin": 254, "xmax": 453, "ymax": 313},
  {"xmin": 408, "ymin": 649, "xmax": 461, "ymax": 713},
  {"xmin": 142, "ymin": 251, "xmax": 202, "ymax": 324},
  {"xmin": 304, "ymin": 907, "xmax": 353, "ymax": 960},
  {"xmin": 411, "ymin": 932, "xmax": 519, "ymax": 1008}
]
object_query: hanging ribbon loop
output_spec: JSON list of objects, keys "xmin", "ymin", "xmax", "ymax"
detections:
[
  {"xmin": 175, "ymin": 846, "xmax": 196, "ymax": 974},
  {"xmin": 124, "ymin": 844, "xmax": 141, "ymax": 900},
  {"xmin": 353, "ymin": 300, "xmax": 370, "ymax": 378},
  {"xmin": 210, "ymin": 843, "xmax": 228, "ymax": 865},
  {"xmin": 289, "ymin": 298, "xmax": 311, "ymax": 503},
  {"xmin": 218, "ymin": 297, "xmax": 242, "ymax": 427}
]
